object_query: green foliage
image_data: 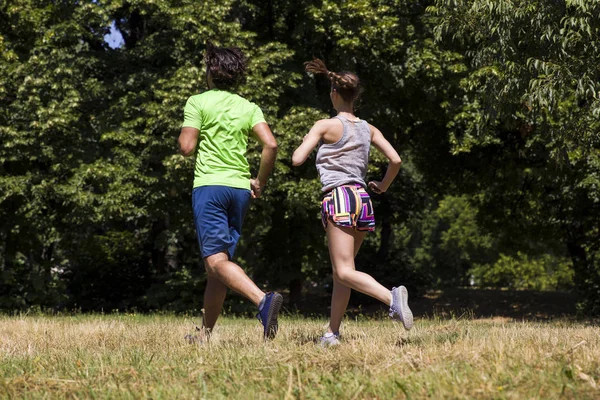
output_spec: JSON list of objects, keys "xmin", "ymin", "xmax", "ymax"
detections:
[
  {"xmin": 430, "ymin": 0, "xmax": 600, "ymax": 313},
  {"xmin": 471, "ymin": 252, "xmax": 574, "ymax": 291},
  {"xmin": 0, "ymin": 0, "xmax": 111, "ymax": 310},
  {"xmin": 393, "ymin": 194, "xmax": 495, "ymax": 289},
  {"xmin": 1, "ymin": 0, "xmax": 597, "ymax": 314},
  {"xmin": 0, "ymin": 0, "xmax": 298, "ymax": 311}
]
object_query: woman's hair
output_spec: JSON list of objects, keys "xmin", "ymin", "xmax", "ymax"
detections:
[
  {"xmin": 304, "ymin": 58, "xmax": 361, "ymax": 102},
  {"xmin": 204, "ymin": 42, "xmax": 247, "ymax": 90}
]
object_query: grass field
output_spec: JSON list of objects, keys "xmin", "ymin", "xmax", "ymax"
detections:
[{"xmin": 1, "ymin": 313, "xmax": 599, "ymax": 399}]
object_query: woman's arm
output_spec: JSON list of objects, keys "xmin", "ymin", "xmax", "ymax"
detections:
[
  {"xmin": 368, "ymin": 125, "xmax": 402, "ymax": 194},
  {"xmin": 291, "ymin": 120, "xmax": 328, "ymax": 166}
]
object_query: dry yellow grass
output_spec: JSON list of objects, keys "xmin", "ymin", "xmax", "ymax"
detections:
[{"xmin": 1, "ymin": 314, "xmax": 599, "ymax": 399}]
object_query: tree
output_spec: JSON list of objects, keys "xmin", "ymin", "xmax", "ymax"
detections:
[
  {"xmin": 2, "ymin": 0, "xmax": 595, "ymax": 314},
  {"xmin": 0, "ymin": 0, "xmax": 111, "ymax": 309},
  {"xmin": 429, "ymin": 0, "xmax": 600, "ymax": 313},
  {"xmin": 236, "ymin": 0, "xmax": 473, "ymax": 298},
  {"xmin": 0, "ymin": 0, "xmax": 298, "ymax": 311}
]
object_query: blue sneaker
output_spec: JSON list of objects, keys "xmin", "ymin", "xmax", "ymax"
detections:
[
  {"xmin": 389, "ymin": 286, "xmax": 413, "ymax": 330},
  {"xmin": 319, "ymin": 332, "xmax": 340, "ymax": 347},
  {"xmin": 256, "ymin": 292, "xmax": 283, "ymax": 339}
]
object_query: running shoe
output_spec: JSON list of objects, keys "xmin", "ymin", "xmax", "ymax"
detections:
[
  {"xmin": 319, "ymin": 331, "xmax": 341, "ymax": 347},
  {"xmin": 256, "ymin": 292, "xmax": 283, "ymax": 339},
  {"xmin": 389, "ymin": 286, "xmax": 413, "ymax": 330}
]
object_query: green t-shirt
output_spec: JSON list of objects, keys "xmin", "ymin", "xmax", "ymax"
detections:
[{"xmin": 182, "ymin": 89, "xmax": 266, "ymax": 190}]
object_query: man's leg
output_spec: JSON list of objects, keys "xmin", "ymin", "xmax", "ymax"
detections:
[
  {"xmin": 204, "ymin": 251, "xmax": 264, "ymax": 306},
  {"xmin": 202, "ymin": 276, "xmax": 228, "ymax": 331},
  {"xmin": 204, "ymin": 251, "xmax": 282, "ymax": 339},
  {"xmin": 193, "ymin": 186, "xmax": 282, "ymax": 339}
]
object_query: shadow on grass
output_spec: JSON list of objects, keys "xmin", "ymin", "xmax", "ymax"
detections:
[
  {"xmin": 288, "ymin": 287, "xmax": 579, "ymax": 322},
  {"xmin": 413, "ymin": 288, "xmax": 578, "ymax": 321}
]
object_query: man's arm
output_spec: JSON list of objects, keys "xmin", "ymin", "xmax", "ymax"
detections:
[
  {"xmin": 250, "ymin": 122, "xmax": 278, "ymax": 198},
  {"xmin": 178, "ymin": 127, "xmax": 200, "ymax": 157}
]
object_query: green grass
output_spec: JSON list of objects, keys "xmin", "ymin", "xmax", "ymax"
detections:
[{"xmin": 1, "ymin": 314, "xmax": 599, "ymax": 399}]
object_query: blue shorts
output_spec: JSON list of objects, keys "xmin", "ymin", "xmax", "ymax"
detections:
[{"xmin": 192, "ymin": 185, "xmax": 251, "ymax": 259}]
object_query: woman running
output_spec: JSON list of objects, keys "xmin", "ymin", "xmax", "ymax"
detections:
[{"xmin": 292, "ymin": 58, "xmax": 413, "ymax": 345}]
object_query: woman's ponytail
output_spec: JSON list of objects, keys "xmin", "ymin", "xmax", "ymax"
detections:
[{"xmin": 304, "ymin": 57, "xmax": 361, "ymax": 102}]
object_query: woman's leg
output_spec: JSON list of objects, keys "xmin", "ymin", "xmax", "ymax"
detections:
[
  {"xmin": 328, "ymin": 281, "xmax": 350, "ymax": 334},
  {"xmin": 327, "ymin": 223, "xmax": 392, "ymax": 306},
  {"xmin": 328, "ymin": 231, "xmax": 366, "ymax": 333}
]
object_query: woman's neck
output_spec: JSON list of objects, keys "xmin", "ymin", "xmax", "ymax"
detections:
[
  {"xmin": 337, "ymin": 111, "xmax": 358, "ymax": 121},
  {"xmin": 336, "ymin": 104, "xmax": 356, "ymax": 119}
]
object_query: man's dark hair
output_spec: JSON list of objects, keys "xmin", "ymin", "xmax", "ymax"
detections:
[{"xmin": 204, "ymin": 42, "xmax": 247, "ymax": 90}]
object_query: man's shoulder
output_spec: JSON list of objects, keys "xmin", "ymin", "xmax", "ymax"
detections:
[
  {"xmin": 188, "ymin": 89, "xmax": 227, "ymax": 101},
  {"xmin": 188, "ymin": 90, "xmax": 217, "ymax": 101},
  {"xmin": 231, "ymin": 92, "xmax": 260, "ymax": 109},
  {"xmin": 185, "ymin": 92, "xmax": 205, "ymax": 108},
  {"xmin": 194, "ymin": 90, "xmax": 257, "ymax": 105},
  {"xmin": 186, "ymin": 91, "xmax": 226, "ymax": 114},
  {"xmin": 212, "ymin": 90, "xmax": 259, "ymax": 108}
]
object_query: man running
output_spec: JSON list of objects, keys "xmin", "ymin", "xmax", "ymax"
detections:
[{"xmin": 179, "ymin": 42, "xmax": 282, "ymax": 341}]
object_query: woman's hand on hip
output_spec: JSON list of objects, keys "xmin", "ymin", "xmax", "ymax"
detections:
[{"xmin": 368, "ymin": 181, "xmax": 387, "ymax": 194}]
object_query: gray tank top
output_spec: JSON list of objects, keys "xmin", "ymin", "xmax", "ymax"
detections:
[{"xmin": 316, "ymin": 115, "xmax": 371, "ymax": 193}]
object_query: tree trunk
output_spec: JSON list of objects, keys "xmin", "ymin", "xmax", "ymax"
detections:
[
  {"xmin": 566, "ymin": 232, "xmax": 600, "ymax": 316},
  {"xmin": 289, "ymin": 278, "xmax": 303, "ymax": 310},
  {"xmin": 377, "ymin": 197, "xmax": 392, "ymax": 261}
]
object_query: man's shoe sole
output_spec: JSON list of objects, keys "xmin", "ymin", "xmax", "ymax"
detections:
[{"xmin": 265, "ymin": 293, "xmax": 283, "ymax": 339}]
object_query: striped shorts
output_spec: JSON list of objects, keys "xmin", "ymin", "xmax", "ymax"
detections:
[{"xmin": 321, "ymin": 184, "xmax": 375, "ymax": 231}]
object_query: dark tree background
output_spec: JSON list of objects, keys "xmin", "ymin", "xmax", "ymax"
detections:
[{"xmin": 1, "ymin": 0, "xmax": 598, "ymax": 314}]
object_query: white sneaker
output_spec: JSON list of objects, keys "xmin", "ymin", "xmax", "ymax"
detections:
[
  {"xmin": 319, "ymin": 332, "xmax": 341, "ymax": 346},
  {"xmin": 389, "ymin": 286, "xmax": 413, "ymax": 330}
]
